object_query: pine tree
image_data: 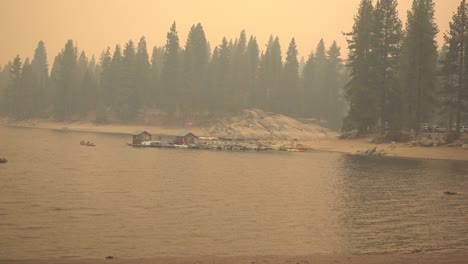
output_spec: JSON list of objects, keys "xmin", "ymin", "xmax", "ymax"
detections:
[
  {"xmin": 371, "ymin": 0, "xmax": 403, "ymax": 130},
  {"xmin": 89, "ymin": 55, "xmax": 97, "ymax": 75},
  {"xmin": 120, "ymin": 40, "xmax": 138, "ymax": 119},
  {"xmin": 326, "ymin": 41, "xmax": 345, "ymax": 129},
  {"xmin": 283, "ymin": 37, "xmax": 300, "ymax": 116},
  {"xmin": 53, "ymin": 40, "xmax": 79, "ymax": 120},
  {"xmin": 77, "ymin": 51, "xmax": 89, "ymax": 115},
  {"xmin": 0, "ymin": 64, "xmax": 7, "ymax": 113},
  {"xmin": 161, "ymin": 22, "xmax": 181, "ymax": 112},
  {"xmin": 313, "ymin": 39, "xmax": 328, "ymax": 119},
  {"xmin": 183, "ymin": 23, "xmax": 209, "ymax": 112},
  {"xmin": 271, "ymin": 37, "xmax": 283, "ymax": 113},
  {"xmin": 80, "ymin": 69, "xmax": 98, "ymax": 115},
  {"xmin": 109, "ymin": 45, "xmax": 123, "ymax": 111},
  {"xmin": 31, "ymin": 40, "xmax": 49, "ymax": 115},
  {"xmin": 441, "ymin": 0, "xmax": 468, "ymax": 136},
  {"xmin": 232, "ymin": 30, "xmax": 249, "ymax": 110},
  {"xmin": 212, "ymin": 37, "xmax": 231, "ymax": 112},
  {"xmin": 302, "ymin": 49, "xmax": 315, "ymax": 117},
  {"xmin": 401, "ymin": 0, "xmax": 439, "ymax": 133},
  {"xmin": 150, "ymin": 46, "xmax": 164, "ymax": 107},
  {"xmin": 78, "ymin": 51, "xmax": 89, "ymax": 77},
  {"xmin": 5, "ymin": 56, "xmax": 22, "ymax": 116},
  {"xmin": 19, "ymin": 58, "xmax": 35, "ymax": 118},
  {"xmin": 439, "ymin": 45, "xmax": 458, "ymax": 131},
  {"xmin": 96, "ymin": 47, "xmax": 112, "ymax": 122},
  {"xmin": 135, "ymin": 36, "xmax": 151, "ymax": 107},
  {"xmin": 246, "ymin": 36, "xmax": 259, "ymax": 108},
  {"xmin": 343, "ymin": 0, "xmax": 376, "ymax": 133}
]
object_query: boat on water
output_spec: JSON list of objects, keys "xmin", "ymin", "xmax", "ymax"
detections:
[
  {"xmin": 80, "ymin": 140, "xmax": 96, "ymax": 147},
  {"xmin": 287, "ymin": 148, "xmax": 306, "ymax": 152}
]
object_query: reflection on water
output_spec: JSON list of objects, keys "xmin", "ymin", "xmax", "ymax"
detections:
[
  {"xmin": 337, "ymin": 155, "xmax": 468, "ymax": 254},
  {"xmin": 0, "ymin": 126, "xmax": 467, "ymax": 258}
]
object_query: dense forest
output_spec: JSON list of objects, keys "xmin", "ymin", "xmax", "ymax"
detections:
[
  {"xmin": 345, "ymin": 0, "xmax": 467, "ymax": 136},
  {"xmin": 0, "ymin": 0, "xmax": 467, "ymax": 135},
  {"xmin": 0, "ymin": 26, "xmax": 346, "ymax": 129}
]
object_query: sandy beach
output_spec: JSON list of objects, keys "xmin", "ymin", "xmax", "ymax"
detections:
[
  {"xmin": 304, "ymin": 137, "xmax": 468, "ymax": 161},
  {"xmin": 1, "ymin": 117, "xmax": 467, "ymax": 161},
  {"xmin": 1, "ymin": 252, "xmax": 468, "ymax": 264}
]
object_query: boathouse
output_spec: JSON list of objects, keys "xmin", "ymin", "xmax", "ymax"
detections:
[
  {"xmin": 175, "ymin": 131, "xmax": 197, "ymax": 145},
  {"xmin": 132, "ymin": 130, "xmax": 152, "ymax": 145}
]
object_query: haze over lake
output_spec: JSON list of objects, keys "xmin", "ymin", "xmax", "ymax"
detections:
[{"xmin": 1, "ymin": 127, "xmax": 467, "ymax": 259}]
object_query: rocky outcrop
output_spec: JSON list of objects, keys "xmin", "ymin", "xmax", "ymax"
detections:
[
  {"xmin": 406, "ymin": 134, "xmax": 447, "ymax": 147},
  {"xmin": 204, "ymin": 109, "xmax": 337, "ymax": 141}
]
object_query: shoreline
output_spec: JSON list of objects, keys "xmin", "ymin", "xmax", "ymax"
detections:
[
  {"xmin": 1, "ymin": 251, "xmax": 468, "ymax": 264},
  {"xmin": 1, "ymin": 118, "xmax": 467, "ymax": 162}
]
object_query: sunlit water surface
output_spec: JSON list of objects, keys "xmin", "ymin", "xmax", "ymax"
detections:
[{"xmin": 0, "ymin": 126, "xmax": 467, "ymax": 259}]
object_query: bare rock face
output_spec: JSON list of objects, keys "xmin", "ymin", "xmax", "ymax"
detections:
[{"xmin": 204, "ymin": 109, "xmax": 337, "ymax": 141}]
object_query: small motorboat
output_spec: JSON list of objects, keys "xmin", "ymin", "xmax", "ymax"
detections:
[
  {"xmin": 287, "ymin": 148, "xmax": 306, "ymax": 152},
  {"xmin": 80, "ymin": 140, "xmax": 96, "ymax": 147}
]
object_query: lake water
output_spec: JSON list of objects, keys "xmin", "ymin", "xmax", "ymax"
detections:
[{"xmin": 0, "ymin": 126, "xmax": 467, "ymax": 259}]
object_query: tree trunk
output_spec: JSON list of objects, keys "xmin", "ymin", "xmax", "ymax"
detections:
[{"xmin": 456, "ymin": 1, "xmax": 466, "ymax": 138}]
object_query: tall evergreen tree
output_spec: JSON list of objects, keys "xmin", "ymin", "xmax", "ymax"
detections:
[
  {"xmin": 53, "ymin": 40, "xmax": 79, "ymax": 120},
  {"xmin": 161, "ymin": 22, "xmax": 181, "ymax": 112},
  {"xmin": 79, "ymin": 69, "xmax": 98, "ymax": 115},
  {"xmin": 19, "ymin": 58, "xmax": 35, "ymax": 118},
  {"xmin": 302, "ymin": 49, "xmax": 315, "ymax": 117},
  {"xmin": 371, "ymin": 0, "xmax": 403, "ymax": 130},
  {"xmin": 212, "ymin": 37, "xmax": 231, "ymax": 112},
  {"xmin": 401, "ymin": 0, "xmax": 439, "ymax": 133},
  {"xmin": 31, "ymin": 40, "xmax": 49, "ymax": 115},
  {"xmin": 78, "ymin": 51, "xmax": 89, "ymax": 76},
  {"xmin": 326, "ymin": 41, "xmax": 345, "ymax": 129},
  {"xmin": 344, "ymin": 0, "xmax": 376, "ymax": 133},
  {"xmin": 5, "ymin": 56, "xmax": 22, "ymax": 116},
  {"xmin": 135, "ymin": 36, "xmax": 151, "ymax": 107},
  {"xmin": 150, "ymin": 46, "xmax": 164, "ymax": 107},
  {"xmin": 96, "ymin": 47, "xmax": 112, "ymax": 122},
  {"xmin": 282, "ymin": 37, "xmax": 300, "ymax": 116},
  {"xmin": 109, "ymin": 45, "xmax": 123, "ymax": 110},
  {"xmin": 271, "ymin": 37, "xmax": 283, "ymax": 113},
  {"xmin": 441, "ymin": 0, "xmax": 468, "ymax": 136},
  {"xmin": 0, "ymin": 65, "xmax": 6, "ymax": 113},
  {"xmin": 246, "ymin": 36, "xmax": 260, "ymax": 108},
  {"xmin": 120, "ymin": 40, "xmax": 138, "ymax": 119},
  {"xmin": 313, "ymin": 39, "xmax": 328, "ymax": 119},
  {"xmin": 183, "ymin": 23, "xmax": 209, "ymax": 112},
  {"xmin": 232, "ymin": 30, "xmax": 249, "ymax": 110},
  {"xmin": 439, "ymin": 45, "xmax": 458, "ymax": 130}
]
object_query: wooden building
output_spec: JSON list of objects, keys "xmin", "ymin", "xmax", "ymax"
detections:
[
  {"xmin": 175, "ymin": 131, "xmax": 197, "ymax": 145},
  {"xmin": 132, "ymin": 130, "xmax": 152, "ymax": 145}
]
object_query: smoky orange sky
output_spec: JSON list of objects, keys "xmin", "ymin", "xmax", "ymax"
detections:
[{"xmin": 0, "ymin": 0, "xmax": 460, "ymax": 66}]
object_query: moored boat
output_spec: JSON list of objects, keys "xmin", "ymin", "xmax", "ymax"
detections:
[
  {"xmin": 287, "ymin": 148, "xmax": 306, "ymax": 152},
  {"xmin": 80, "ymin": 140, "xmax": 96, "ymax": 147}
]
